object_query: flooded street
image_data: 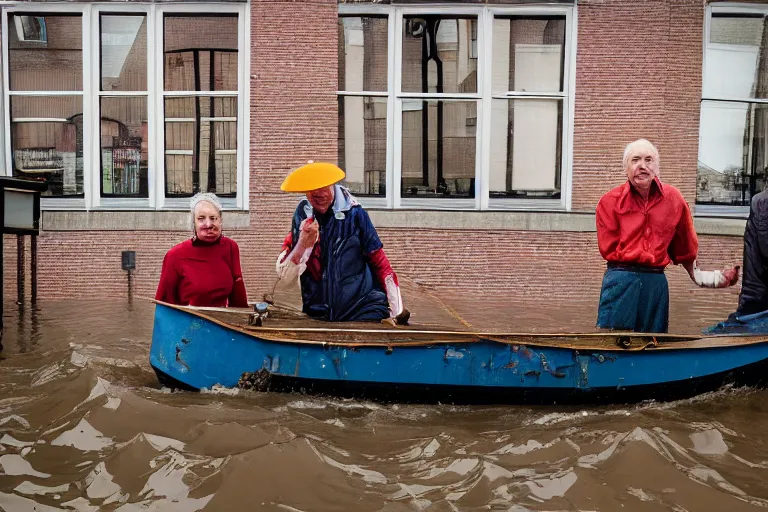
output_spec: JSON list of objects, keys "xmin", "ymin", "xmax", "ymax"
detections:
[{"xmin": 2, "ymin": 297, "xmax": 768, "ymax": 511}]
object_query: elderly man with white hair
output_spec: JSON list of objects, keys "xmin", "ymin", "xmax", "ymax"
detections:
[
  {"xmin": 155, "ymin": 192, "xmax": 248, "ymax": 308},
  {"xmin": 595, "ymin": 139, "xmax": 739, "ymax": 333}
]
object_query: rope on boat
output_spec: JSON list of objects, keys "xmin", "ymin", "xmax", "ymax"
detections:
[{"xmin": 398, "ymin": 276, "xmax": 474, "ymax": 329}]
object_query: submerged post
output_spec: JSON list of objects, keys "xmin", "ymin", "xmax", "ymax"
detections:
[
  {"xmin": 0, "ymin": 177, "xmax": 47, "ymax": 343},
  {"xmin": 16, "ymin": 235, "xmax": 24, "ymax": 305},
  {"xmin": 31, "ymin": 234, "xmax": 37, "ymax": 304},
  {"xmin": 122, "ymin": 250, "xmax": 136, "ymax": 302}
]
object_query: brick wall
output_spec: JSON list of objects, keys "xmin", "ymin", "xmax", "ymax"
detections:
[
  {"xmin": 2, "ymin": 0, "xmax": 750, "ymax": 331},
  {"xmin": 572, "ymin": 0, "xmax": 704, "ymax": 211}
]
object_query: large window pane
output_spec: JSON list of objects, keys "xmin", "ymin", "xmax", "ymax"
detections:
[
  {"xmin": 101, "ymin": 15, "xmax": 147, "ymax": 92},
  {"xmin": 705, "ymin": 14, "xmax": 768, "ymax": 99},
  {"xmin": 164, "ymin": 15, "xmax": 238, "ymax": 92},
  {"xmin": 490, "ymin": 98, "xmax": 562, "ymax": 198},
  {"xmin": 164, "ymin": 97, "xmax": 237, "ymax": 197},
  {"xmin": 491, "ymin": 16, "xmax": 564, "ymax": 94},
  {"xmin": 10, "ymin": 96, "xmax": 84, "ymax": 197},
  {"xmin": 338, "ymin": 96, "xmax": 386, "ymax": 197},
  {"xmin": 401, "ymin": 100, "xmax": 476, "ymax": 198},
  {"xmin": 8, "ymin": 14, "xmax": 82, "ymax": 92},
  {"xmin": 697, "ymin": 100, "xmax": 768, "ymax": 206},
  {"xmin": 101, "ymin": 97, "xmax": 148, "ymax": 197},
  {"xmin": 401, "ymin": 16, "xmax": 477, "ymax": 94},
  {"xmin": 338, "ymin": 16, "xmax": 388, "ymax": 92}
]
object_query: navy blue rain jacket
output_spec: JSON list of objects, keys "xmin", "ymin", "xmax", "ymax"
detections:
[
  {"xmin": 289, "ymin": 190, "xmax": 389, "ymax": 322},
  {"xmin": 738, "ymin": 190, "xmax": 768, "ymax": 316}
]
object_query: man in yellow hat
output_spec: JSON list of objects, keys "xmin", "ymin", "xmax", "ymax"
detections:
[{"xmin": 276, "ymin": 162, "xmax": 408, "ymax": 323}]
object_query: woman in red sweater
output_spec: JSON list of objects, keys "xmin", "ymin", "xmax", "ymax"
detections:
[{"xmin": 155, "ymin": 193, "xmax": 248, "ymax": 307}]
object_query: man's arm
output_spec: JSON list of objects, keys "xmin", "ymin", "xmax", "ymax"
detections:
[
  {"xmin": 595, "ymin": 196, "xmax": 620, "ymax": 260},
  {"xmin": 357, "ymin": 208, "xmax": 406, "ymax": 321},
  {"xmin": 276, "ymin": 219, "xmax": 321, "ymax": 282},
  {"xmin": 367, "ymin": 247, "xmax": 404, "ymax": 318},
  {"xmin": 672, "ymin": 201, "xmax": 739, "ymax": 288}
]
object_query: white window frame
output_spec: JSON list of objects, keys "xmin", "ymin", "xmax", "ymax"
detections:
[
  {"xmin": 1, "ymin": 2, "xmax": 250, "ymax": 212},
  {"xmin": 338, "ymin": 3, "xmax": 576, "ymax": 212},
  {"xmin": 698, "ymin": 3, "xmax": 768, "ymax": 218}
]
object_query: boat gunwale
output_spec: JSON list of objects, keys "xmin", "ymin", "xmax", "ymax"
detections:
[{"xmin": 154, "ymin": 301, "xmax": 768, "ymax": 352}]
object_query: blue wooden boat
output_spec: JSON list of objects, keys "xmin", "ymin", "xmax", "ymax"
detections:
[{"xmin": 150, "ymin": 301, "xmax": 768, "ymax": 404}]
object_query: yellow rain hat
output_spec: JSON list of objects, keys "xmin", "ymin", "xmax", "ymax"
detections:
[{"xmin": 280, "ymin": 161, "xmax": 346, "ymax": 193}]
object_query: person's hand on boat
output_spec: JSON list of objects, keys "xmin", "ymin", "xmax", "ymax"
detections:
[
  {"xmin": 395, "ymin": 308, "xmax": 411, "ymax": 325},
  {"xmin": 684, "ymin": 260, "xmax": 740, "ymax": 288}
]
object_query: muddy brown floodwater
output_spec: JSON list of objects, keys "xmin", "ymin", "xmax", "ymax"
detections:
[{"xmin": 2, "ymin": 294, "xmax": 768, "ymax": 511}]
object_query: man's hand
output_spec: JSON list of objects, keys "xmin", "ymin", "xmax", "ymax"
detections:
[
  {"xmin": 721, "ymin": 265, "xmax": 740, "ymax": 287},
  {"xmin": 296, "ymin": 218, "xmax": 319, "ymax": 251},
  {"xmin": 287, "ymin": 218, "xmax": 319, "ymax": 265},
  {"xmin": 685, "ymin": 260, "xmax": 740, "ymax": 288}
]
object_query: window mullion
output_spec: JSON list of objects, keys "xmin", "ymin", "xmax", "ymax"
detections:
[
  {"xmin": 237, "ymin": 4, "xmax": 248, "ymax": 211},
  {"xmin": 82, "ymin": 5, "xmax": 95, "ymax": 210},
  {"xmin": 152, "ymin": 5, "xmax": 164, "ymax": 209},
  {"xmin": 2, "ymin": 12, "xmax": 9, "ymax": 178},
  {"xmin": 563, "ymin": 5, "xmax": 577, "ymax": 211},
  {"xmin": 392, "ymin": 9, "xmax": 403, "ymax": 209},
  {"xmin": 385, "ymin": 10, "xmax": 396, "ymax": 209},
  {"xmin": 479, "ymin": 8, "xmax": 493, "ymax": 210}
]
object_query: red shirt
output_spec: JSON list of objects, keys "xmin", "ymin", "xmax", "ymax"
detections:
[
  {"xmin": 596, "ymin": 178, "xmax": 698, "ymax": 268},
  {"xmin": 155, "ymin": 236, "xmax": 248, "ymax": 307}
]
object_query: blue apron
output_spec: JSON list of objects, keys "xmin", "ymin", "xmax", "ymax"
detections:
[{"xmin": 596, "ymin": 264, "xmax": 670, "ymax": 333}]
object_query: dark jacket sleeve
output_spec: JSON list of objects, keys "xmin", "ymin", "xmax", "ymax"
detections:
[
  {"xmin": 738, "ymin": 191, "xmax": 768, "ymax": 315},
  {"xmin": 356, "ymin": 207, "xmax": 383, "ymax": 255}
]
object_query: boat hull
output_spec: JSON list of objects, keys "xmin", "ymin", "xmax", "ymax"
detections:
[{"xmin": 150, "ymin": 303, "xmax": 768, "ymax": 404}]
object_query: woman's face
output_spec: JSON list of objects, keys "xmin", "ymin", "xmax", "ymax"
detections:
[{"xmin": 194, "ymin": 201, "xmax": 222, "ymax": 242}]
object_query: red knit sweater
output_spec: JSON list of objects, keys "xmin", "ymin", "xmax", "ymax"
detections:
[{"xmin": 155, "ymin": 236, "xmax": 248, "ymax": 307}]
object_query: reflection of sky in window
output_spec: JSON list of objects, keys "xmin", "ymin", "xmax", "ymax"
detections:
[
  {"xmin": 698, "ymin": 101, "xmax": 748, "ymax": 173},
  {"xmin": 703, "ymin": 44, "xmax": 759, "ymax": 98},
  {"xmin": 700, "ymin": 17, "xmax": 766, "ymax": 174},
  {"xmin": 343, "ymin": 17, "xmax": 363, "ymax": 47},
  {"xmin": 101, "ymin": 16, "xmax": 143, "ymax": 79},
  {"xmin": 436, "ymin": 19, "xmax": 458, "ymax": 44}
]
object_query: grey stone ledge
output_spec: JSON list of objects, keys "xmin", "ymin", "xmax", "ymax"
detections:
[
  {"xmin": 368, "ymin": 210, "xmax": 748, "ymax": 237},
  {"xmin": 39, "ymin": 209, "xmax": 747, "ymax": 237},
  {"xmin": 42, "ymin": 210, "xmax": 251, "ymax": 232}
]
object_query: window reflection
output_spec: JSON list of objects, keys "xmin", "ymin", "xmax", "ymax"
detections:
[
  {"xmin": 11, "ymin": 96, "xmax": 84, "ymax": 197},
  {"xmin": 338, "ymin": 96, "xmax": 387, "ymax": 196},
  {"xmin": 489, "ymin": 99, "xmax": 562, "ymax": 198},
  {"xmin": 697, "ymin": 101, "xmax": 768, "ymax": 206},
  {"xmin": 338, "ymin": 16, "xmax": 388, "ymax": 92},
  {"xmin": 164, "ymin": 97, "xmax": 237, "ymax": 197},
  {"xmin": 401, "ymin": 16, "xmax": 477, "ymax": 94},
  {"xmin": 401, "ymin": 100, "xmax": 476, "ymax": 198}
]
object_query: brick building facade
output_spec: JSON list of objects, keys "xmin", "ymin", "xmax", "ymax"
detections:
[{"xmin": 0, "ymin": 0, "xmax": 757, "ymax": 330}]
